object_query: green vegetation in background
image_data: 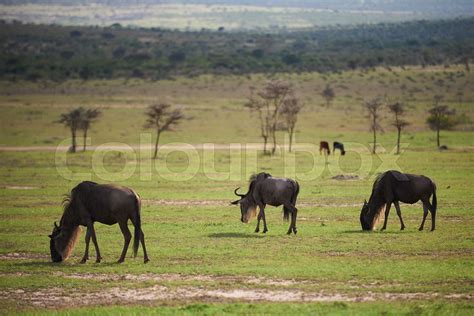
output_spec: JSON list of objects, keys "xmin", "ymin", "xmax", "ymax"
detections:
[{"xmin": 0, "ymin": 18, "xmax": 473, "ymax": 81}]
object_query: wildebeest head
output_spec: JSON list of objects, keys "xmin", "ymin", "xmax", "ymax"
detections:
[
  {"xmin": 341, "ymin": 150, "xmax": 346, "ymax": 156},
  {"xmin": 359, "ymin": 200, "xmax": 372, "ymax": 231},
  {"xmin": 48, "ymin": 222, "xmax": 62, "ymax": 262},
  {"xmin": 48, "ymin": 222, "xmax": 81, "ymax": 263},
  {"xmin": 231, "ymin": 187, "xmax": 257, "ymax": 223}
]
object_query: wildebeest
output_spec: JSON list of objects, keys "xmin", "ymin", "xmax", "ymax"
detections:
[
  {"xmin": 319, "ymin": 141, "xmax": 330, "ymax": 155},
  {"xmin": 360, "ymin": 170, "xmax": 437, "ymax": 231},
  {"xmin": 333, "ymin": 141, "xmax": 346, "ymax": 155},
  {"xmin": 49, "ymin": 181, "xmax": 149, "ymax": 263},
  {"xmin": 231, "ymin": 173, "xmax": 300, "ymax": 234}
]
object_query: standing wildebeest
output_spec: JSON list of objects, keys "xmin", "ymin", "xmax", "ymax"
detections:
[
  {"xmin": 333, "ymin": 141, "xmax": 346, "ymax": 155},
  {"xmin": 231, "ymin": 173, "xmax": 300, "ymax": 234},
  {"xmin": 319, "ymin": 141, "xmax": 330, "ymax": 155},
  {"xmin": 360, "ymin": 170, "xmax": 437, "ymax": 231},
  {"xmin": 49, "ymin": 181, "xmax": 149, "ymax": 263}
]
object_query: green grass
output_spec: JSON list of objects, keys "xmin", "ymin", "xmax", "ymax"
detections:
[{"xmin": 0, "ymin": 66, "xmax": 473, "ymax": 314}]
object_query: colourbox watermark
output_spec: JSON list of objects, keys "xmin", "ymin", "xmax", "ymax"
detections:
[{"xmin": 54, "ymin": 133, "xmax": 408, "ymax": 182}]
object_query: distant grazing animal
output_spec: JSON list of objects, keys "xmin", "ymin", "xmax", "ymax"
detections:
[
  {"xmin": 319, "ymin": 141, "xmax": 330, "ymax": 155},
  {"xmin": 333, "ymin": 141, "xmax": 346, "ymax": 155},
  {"xmin": 231, "ymin": 173, "xmax": 300, "ymax": 234},
  {"xmin": 49, "ymin": 181, "xmax": 149, "ymax": 264},
  {"xmin": 360, "ymin": 170, "xmax": 437, "ymax": 232}
]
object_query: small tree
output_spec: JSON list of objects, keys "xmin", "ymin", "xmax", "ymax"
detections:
[
  {"xmin": 145, "ymin": 103, "xmax": 184, "ymax": 159},
  {"xmin": 280, "ymin": 94, "xmax": 302, "ymax": 152},
  {"xmin": 364, "ymin": 97, "xmax": 384, "ymax": 154},
  {"xmin": 56, "ymin": 107, "xmax": 85, "ymax": 153},
  {"xmin": 426, "ymin": 103, "xmax": 456, "ymax": 148},
  {"xmin": 245, "ymin": 89, "xmax": 269, "ymax": 154},
  {"xmin": 388, "ymin": 102, "xmax": 409, "ymax": 155},
  {"xmin": 80, "ymin": 108, "xmax": 102, "ymax": 151},
  {"xmin": 321, "ymin": 84, "xmax": 335, "ymax": 107},
  {"xmin": 245, "ymin": 80, "xmax": 292, "ymax": 155}
]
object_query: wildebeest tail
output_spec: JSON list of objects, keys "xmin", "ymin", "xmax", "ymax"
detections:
[
  {"xmin": 283, "ymin": 180, "xmax": 300, "ymax": 221},
  {"xmin": 431, "ymin": 181, "xmax": 437, "ymax": 213},
  {"xmin": 132, "ymin": 190, "xmax": 141, "ymax": 258}
]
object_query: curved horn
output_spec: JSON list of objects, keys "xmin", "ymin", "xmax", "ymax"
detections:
[{"xmin": 234, "ymin": 187, "xmax": 245, "ymax": 198}]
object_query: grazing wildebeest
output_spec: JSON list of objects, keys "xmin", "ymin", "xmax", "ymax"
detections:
[
  {"xmin": 319, "ymin": 141, "xmax": 330, "ymax": 155},
  {"xmin": 48, "ymin": 181, "xmax": 149, "ymax": 263},
  {"xmin": 360, "ymin": 170, "xmax": 437, "ymax": 232},
  {"xmin": 333, "ymin": 141, "xmax": 346, "ymax": 155},
  {"xmin": 231, "ymin": 173, "xmax": 300, "ymax": 234}
]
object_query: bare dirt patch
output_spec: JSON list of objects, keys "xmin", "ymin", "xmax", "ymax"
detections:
[
  {"xmin": 2, "ymin": 272, "xmax": 472, "ymax": 308},
  {"xmin": 0, "ymin": 252, "xmax": 49, "ymax": 260},
  {"xmin": 1, "ymin": 283, "xmax": 471, "ymax": 309},
  {"xmin": 1, "ymin": 185, "xmax": 40, "ymax": 190},
  {"xmin": 143, "ymin": 199, "xmax": 361, "ymax": 208}
]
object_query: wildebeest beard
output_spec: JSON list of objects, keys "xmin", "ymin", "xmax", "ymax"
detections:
[
  {"xmin": 49, "ymin": 225, "xmax": 81, "ymax": 262},
  {"xmin": 243, "ymin": 205, "xmax": 258, "ymax": 223}
]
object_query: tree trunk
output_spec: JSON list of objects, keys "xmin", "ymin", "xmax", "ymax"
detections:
[
  {"xmin": 153, "ymin": 131, "xmax": 161, "ymax": 159},
  {"xmin": 288, "ymin": 127, "xmax": 294, "ymax": 152},
  {"xmin": 372, "ymin": 128, "xmax": 376, "ymax": 154},
  {"xmin": 71, "ymin": 128, "xmax": 76, "ymax": 153},
  {"xmin": 436, "ymin": 127, "xmax": 440, "ymax": 148},
  {"xmin": 396, "ymin": 127, "xmax": 401, "ymax": 155},
  {"xmin": 83, "ymin": 128, "xmax": 88, "ymax": 151},
  {"xmin": 263, "ymin": 136, "xmax": 268, "ymax": 154},
  {"xmin": 271, "ymin": 127, "xmax": 277, "ymax": 155}
]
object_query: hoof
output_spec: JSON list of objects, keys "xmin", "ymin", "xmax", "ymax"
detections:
[
  {"xmin": 144, "ymin": 258, "xmax": 150, "ymax": 264},
  {"xmin": 418, "ymin": 227, "xmax": 424, "ymax": 231},
  {"xmin": 117, "ymin": 259, "xmax": 124, "ymax": 264},
  {"xmin": 263, "ymin": 229, "xmax": 268, "ymax": 234},
  {"xmin": 430, "ymin": 228, "xmax": 435, "ymax": 232},
  {"xmin": 79, "ymin": 259, "xmax": 87, "ymax": 264},
  {"xmin": 400, "ymin": 227, "xmax": 405, "ymax": 231},
  {"xmin": 96, "ymin": 257, "xmax": 102, "ymax": 263},
  {"xmin": 254, "ymin": 228, "xmax": 259, "ymax": 233}
]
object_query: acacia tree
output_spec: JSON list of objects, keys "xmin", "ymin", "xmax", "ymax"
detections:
[
  {"xmin": 321, "ymin": 84, "xmax": 335, "ymax": 107},
  {"xmin": 426, "ymin": 102, "xmax": 456, "ymax": 148},
  {"xmin": 245, "ymin": 80, "xmax": 292, "ymax": 155},
  {"xmin": 280, "ymin": 94, "xmax": 303, "ymax": 152},
  {"xmin": 56, "ymin": 107, "xmax": 85, "ymax": 153},
  {"xmin": 364, "ymin": 97, "xmax": 384, "ymax": 154},
  {"xmin": 388, "ymin": 102, "xmax": 409, "ymax": 155},
  {"xmin": 145, "ymin": 103, "xmax": 184, "ymax": 159},
  {"xmin": 80, "ymin": 108, "xmax": 101, "ymax": 151}
]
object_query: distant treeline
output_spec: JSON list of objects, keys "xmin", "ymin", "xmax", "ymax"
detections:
[{"xmin": 1, "ymin": 18, "xmax": 473, "ymax": 81}]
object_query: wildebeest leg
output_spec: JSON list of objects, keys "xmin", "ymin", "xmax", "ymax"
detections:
[
  {"xmin": 419, "ymin": 202, "xmax": 429, "ymax": 231},
  {"xmin": 87, "ymin": 221, "xmax": 102, "ymax": 263},
  {"xmin": 381, "ymin": 202, "xmax": 392, "ymax": 231},
  {"xmin": 117, "ymin": 221, "xmax": 132, "ymax": 263},
  {"xmin": 254, "ymin": 211, "xmax": 262, "ymax": 233},
  {"xmin": 258, "ymin": 205, "xmax": 268, "ymax": 233},
  {"xmin": 140, "ymin": 231, "xmax": 150, "ymax": 263},
  {"xmin": 393, "ymin": 201, "xmax": 405, "ymax": 230},
  {"xmin": 80, "ymin": 227, "xmax": 91, "ymax": 264},
  {"xmin": 284, "ymin": 204, "xmax": 298, "ymax": 235},
  {"xmin": 427, "ymin": 200, "xmax": 436, "ymax": 231}
]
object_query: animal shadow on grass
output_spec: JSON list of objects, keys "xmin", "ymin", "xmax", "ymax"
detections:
[
  {"xmin": 208, "ymin": 232, "xmax": 265, "ymax": 238},
  {"xmin": 15, "ymin": 260, "xmax": 126, "ymax": 267},
  {"xmin": 341, "ymin": 229, "xmax": 416, "ymax": 234}
]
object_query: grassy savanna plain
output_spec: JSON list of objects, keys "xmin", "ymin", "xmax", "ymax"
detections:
[{"xmin": 0, "ymin": 66, "xmax": 473, "ymax": 314}]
